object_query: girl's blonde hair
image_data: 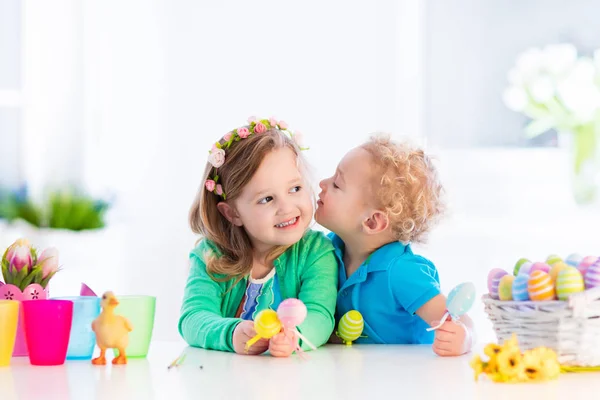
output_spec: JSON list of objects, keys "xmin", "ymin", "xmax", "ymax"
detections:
[
  {"xmin": 361, "ymin": 134, "xmax": 445, "ymax": 244},
  {"xmin": 189, "ymin": 129, "xmax": 307, "ymax": 282}
]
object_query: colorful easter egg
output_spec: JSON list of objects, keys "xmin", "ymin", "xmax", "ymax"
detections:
[
  {"xmin": 513, "ymin": 258, "xmax": 531, "ymax": 276},
  {"xmin": 578, "ymin": 256, "xmax": 599, "ymax": 277},
  {"xmin": 498, "ymin": 275, "xmax": 515, "ymax": 301},
  {"xmin": 584, "ymin": 261, "xmax": 600, "ymax": 289},
  {"xmin": 565, "ymin": 253, "xmax": 583, "ymax": 267},
  {"xmin": 546, "ymin": 255, "xmax": 563, "ymax": 266},
  {"xmin": 517, "ymin": 261, "xmax": 533, "ymax": 276},
  {"xmin": 488, "ymin": 269, "xmax": 509, "ymax": 299},
  {"xmin": 277, "ymin": 298, "xmax": 307, "ymax": 329},
  {"xmin": 530, "ymin": 262, "xmax": 551, "ymax": 274},
  {"xmin": 337, "ymin": 310, "xmax": 364, "ymax": 344},
  {"xmin": 512, "ymin": 274, "xmax": 530, "ymax": 301},
  {"xmin": 556, "ymin": 266, "xmax": 585, "ymax": 301},
  {"xmin": 528, "ymin": 270, "xmax": 555, "ymax": 301},
  {"xmin": 549, "ymin": 261, "xmax": 569, "ymax": 283},
  {"xmin": 447, "ymin": 282, "xmax": 476, "ymax": 317}
]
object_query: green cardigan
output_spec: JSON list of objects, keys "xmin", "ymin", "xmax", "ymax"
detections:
[{"xmin": 178, "ymin": 229, "xmax": 338, "ymax": 352}]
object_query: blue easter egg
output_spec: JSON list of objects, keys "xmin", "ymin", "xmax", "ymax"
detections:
[
  {"xmin": 447, "ymin": 282, "xmax": 476, "ymax": 317},
  {"xmin": 512, "ymin": 274, "xmax": 530, "ymax": 301}
]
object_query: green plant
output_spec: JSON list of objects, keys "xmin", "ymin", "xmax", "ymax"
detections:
[{"xmin": 1, "ymin": 188, "xmax": 110, "ymax": 231}]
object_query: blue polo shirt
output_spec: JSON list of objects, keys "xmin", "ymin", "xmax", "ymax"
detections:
[{"xmin": 330, "ymin": 233, "xmax": 441, "ymax": 344}]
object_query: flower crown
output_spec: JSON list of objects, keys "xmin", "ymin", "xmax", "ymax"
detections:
[{"xmin": 205, "ymin": 116, "xmax": 308, "ymax": 200}]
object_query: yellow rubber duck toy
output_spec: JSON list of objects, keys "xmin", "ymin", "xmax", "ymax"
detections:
[{"xmin": 91, "ymin": 291, "xmax": 133, "ymax": 365}]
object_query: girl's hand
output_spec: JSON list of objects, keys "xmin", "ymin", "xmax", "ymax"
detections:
[
  {"xmin": 432, "ymin": 318, "xmax": 472, "ymax": 357},
  {"xmin": 269, "ymin": 330, "xmax": 297, "ymax": 357},
  {"xmin": 232, "ymin": 320, "xmax": 269, "ymax": 355}
]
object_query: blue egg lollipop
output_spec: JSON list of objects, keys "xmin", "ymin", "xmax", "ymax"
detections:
[{"xmin": 427, "ymin": 282, "xmax": 476, "ymax": 332}]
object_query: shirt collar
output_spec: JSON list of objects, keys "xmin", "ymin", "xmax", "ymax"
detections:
[{"xmin": 330, "ymin": 233, "xmax": 408, "ymax": 272}]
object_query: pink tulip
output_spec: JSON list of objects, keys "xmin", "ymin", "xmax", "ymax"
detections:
[
  {"xmin": 6, "ymin": 238, "xmax": 33, "ymax": 273},
  {"xmin": 38, "ymin": 247, "xmax": 60, "ymax": 278}
]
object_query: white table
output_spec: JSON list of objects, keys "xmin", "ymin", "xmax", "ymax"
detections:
[{"xmin": 2, "ymin": 341, "xmax": 600, "ymax": 400}]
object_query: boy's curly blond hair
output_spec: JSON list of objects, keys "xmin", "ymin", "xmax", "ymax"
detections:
[{"xmin": 361, "ymin": 134, "xmax": 445, "ymax": 244}]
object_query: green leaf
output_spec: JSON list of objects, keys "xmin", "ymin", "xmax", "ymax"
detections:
[
  {"xmin": 21, "ymin": 266, "xmax": 42, "ymax": 288},
  {"xmin": 40, "ymin": 271, "xmax": 57, "ymax": 289},
  {"xmin": 33, "ymin": 269, "xmax": 44, "ymax": 284},
  {"xmin": 13, "ymin": 265, "xmax": 29, "ymax": 289},
  {"xmin": 30, "ymin": 247, "xmax": 38, "ymax": 266},
  {"xmin": 1, "ymin": 262, "xmax": 9, "ymax": 283},
  {"xmin": 524, "ymin": 118, "xmax": 556, "ymax": 138},
  {"xmin": 214, "ymin": 175, "xmax": 219, "ymax": 183},
  {"xmin": 222, "ymin": 193, "xmax": 227, "ymax": 200},
  {"xmin": 215, "ymin": 142, "xmax": 222, "ymax": 149}
]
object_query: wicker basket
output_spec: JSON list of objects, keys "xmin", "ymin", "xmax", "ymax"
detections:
[{"xmin": 483, "ymin": 286, "xmax": 600, "ymax": 367}]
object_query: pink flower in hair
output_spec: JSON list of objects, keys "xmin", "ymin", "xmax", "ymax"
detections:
[
  {"xmin": 293, "ymin": 131, "xmax": 305, "ymax": 147},
  {"xmin": 269, "ymin": 117, "xmax": 278, "ymax": 127},
  {"xmin": 223, "ymin": 132, "xmax": 233, "ymax": 141},
  {"xmin": 205, "ymin": 179, "xmax": 216, "ymax": 192},
  {"xmin": 237, "ymin": 127, "xmax": 250, "ymax": 138},
  {"xmin": 254, "ymin": 122, "xmax": 266, "ymax": 134},
  {"xmin": 247, "ymin": 116, "xmax": 257, "ymax": 123},
  {"xmin": 208, "ymin": 148, "xmax": 225, "ymax": 168},
  {"xmin": 278, "ymin": 120, "xmax": 288, "ymax": 130},
  {"xmin": 215, "ymin": 184, "xmax": 223, "ymax": 196}
]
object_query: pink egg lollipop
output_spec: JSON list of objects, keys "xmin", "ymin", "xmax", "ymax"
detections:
[{"xmin": 277, "ymin": 298, "xmax": 316, "ymax": 351}]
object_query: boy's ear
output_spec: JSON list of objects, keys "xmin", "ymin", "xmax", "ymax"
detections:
[
  {"xmin": 361, "ymin": 210, "xmax": 389, "ymax": 234},
  {"xmin": 217, "ymin": 202, "xmax": 243, "ymax": 226}
]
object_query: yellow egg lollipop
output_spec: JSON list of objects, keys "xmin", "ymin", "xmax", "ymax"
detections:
[
  {"xmin": 336, "ymin": 310, "xmax": 364, "ymax": 346},
  {"xmin": 245, "ymin": 309, "xmax": 282, "ymax": 351}
]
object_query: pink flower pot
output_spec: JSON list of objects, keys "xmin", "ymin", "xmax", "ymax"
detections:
[{"xmin": 0, "ymin": 283, "xmax": 49, "ymax": 357}]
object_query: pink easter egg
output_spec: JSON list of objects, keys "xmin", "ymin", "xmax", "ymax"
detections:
[
  {"xmin": 530, "ymin": 262, "xmax": 551, "ymax": 274},
  {"xmin": 488, "ymin": 269, "xmax": 509, "ymax": 299},
  {"xmin": 277, "ymin": 298, "xmax": 307, "ymax": 328},
  {"xmin": 584, "ymin": 261, "xmax": 600, "ymax": 289},
  {"xmin": 579, "ymin": 256, "xmax": 599, "ymax": 277}
]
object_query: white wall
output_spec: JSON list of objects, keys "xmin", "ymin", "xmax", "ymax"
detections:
[{"xmin": 425, "ymin": 0, "xmax": 600, "ymax": 147}]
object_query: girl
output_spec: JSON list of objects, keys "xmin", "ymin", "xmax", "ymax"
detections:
[
  {"xmin": 316, "ymin": 134, "xmax": 474, "ymax": 356},
  {"xmin": 179, "ymin": 117, "xmax": 337, "ymax": 357}
]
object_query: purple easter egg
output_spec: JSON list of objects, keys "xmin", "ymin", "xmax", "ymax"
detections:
[
  {"xmin": 530, "ymin": 262, "xmax": 551, "ymax": 274},
  {"xmin": 488, "ymin": 269, "xmax": 509, "ymax": 299},
  {"xmin": 584, "ymin": 261, "xmax": 600, "ymax": 289},
  {"xmin": 578, "ymin": 256, "xmax": 599, "ymax": 277}
]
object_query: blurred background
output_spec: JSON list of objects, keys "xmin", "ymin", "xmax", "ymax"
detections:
[{"xmin": 1, "ymin": 0, "xmax": 600, "ymax": 343}]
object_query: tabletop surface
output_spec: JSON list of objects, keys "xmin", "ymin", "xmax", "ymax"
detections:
[{"xmin": 2, "ymin": 341, "xmax": 600, "ymax": 400}]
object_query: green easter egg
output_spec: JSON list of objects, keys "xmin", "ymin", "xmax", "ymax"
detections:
[{"xmin": 514, "ymin": 258, "xmax": 530, "ymax": 276}]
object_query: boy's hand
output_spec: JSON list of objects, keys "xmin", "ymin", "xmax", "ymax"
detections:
[
  {"xmin": 269, "ymin": 330, "xmax": 297, "ymax": 357},
  {"xmin": 232, "ymin": 320, "xmax": 269, "ymax": 355},
  {"xmin": 432, "ymin": 318, "xmax": 471, "ymax": 357}
]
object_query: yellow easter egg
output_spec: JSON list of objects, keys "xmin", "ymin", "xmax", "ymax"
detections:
[
  {"xmin": 498, "ymin": 275, "xmax": 515, "ymax": 300},
  {"xmin": 527, "ymin": 270, "xmax": 555, "ymax": 301},
  {"xmin": 549, "ymin": 261, "xmax": 569, "ymax": 283},
  {"xmin": 254, "ymin": 309, "xmax": 282, "ymax": 338},
  {"xmin": 338, "ymin": 310, "xmax": 364, "ymax": 343},
  {"xmin": 556, "ymin": 266, "xmax": 585, "ymax": 301}
]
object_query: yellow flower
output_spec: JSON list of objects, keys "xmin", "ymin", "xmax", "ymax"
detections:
[
  {"xmin": 470, "ymin": 355, "xmax": 484, "ymax": 381},
  {"xmin": 523, "ymin": 347, "xmax": 560, "ymax": 381},
  {"xmin": 496, "ymin": 347, "xmax": 524, "ymax": 380},
  {"xmin": 502, "ymin": 334, "xmax": 520, "ymax": 353},
  {"xmin": 484, "ymin": 343, "xmax": 502, "ymax": 359}
]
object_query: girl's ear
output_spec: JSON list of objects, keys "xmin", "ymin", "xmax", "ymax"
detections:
[
  {"xmin": 217, "ymin": 202, "xmax": 243, "ymax": 226},
  {"xmin": 361, "ymin": 210, "xmax": 389, "ymax": 234}
]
